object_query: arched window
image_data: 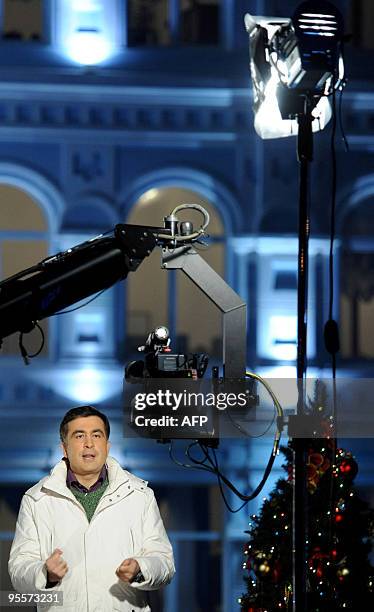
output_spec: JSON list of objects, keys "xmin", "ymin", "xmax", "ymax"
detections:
[
  {"xmin": 124, "ymin": 186, "xmax": 225, "ymax": 358},
  {"xmin": 57, "ymin": 198, "xmax": 117, "ymax": 360},
  {"xmin": 0, "ymin": 184, "xmax": 49, "ymax": 356}
]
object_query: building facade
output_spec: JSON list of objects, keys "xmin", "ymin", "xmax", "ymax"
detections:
[{"xmin": 0, "ymin": 1, "xmax": 373, "ymax": 610}]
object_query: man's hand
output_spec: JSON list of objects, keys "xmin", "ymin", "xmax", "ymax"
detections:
[
  {"xmin": 45, "ymin": 549, "xmax": 68, "ymax": 583},
  {"xmin": 116, "ymin": 558, "xmax": 140, "ymax": 583}
]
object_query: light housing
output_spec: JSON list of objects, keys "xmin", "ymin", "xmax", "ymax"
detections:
[
  {"xmin": 245, "ymin": 1, "xmax": 345, "ymax": 139},
  {"xmin": 154, "ymin": 326, "xmax": 170, "ymax": 342}
]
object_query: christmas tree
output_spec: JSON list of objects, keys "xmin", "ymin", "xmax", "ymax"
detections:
[{"xmin": 239, "ymin": 385, "xmax": 374, "ymax": 611}]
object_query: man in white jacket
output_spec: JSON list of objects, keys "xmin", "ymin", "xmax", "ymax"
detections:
[{"xmin": 8, "ymin": 405, "xmax": 175, "ymax": 612}]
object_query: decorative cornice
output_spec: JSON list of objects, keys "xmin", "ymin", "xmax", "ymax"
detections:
[
  {"xmin": 0, "ymin": 82, "xmax": 250, "ymax": 105},
  {"xmin": 0, "ymin": 84, "xmax": 252, "ymax": 140}
]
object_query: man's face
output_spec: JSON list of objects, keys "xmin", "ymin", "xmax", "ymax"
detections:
[{"xmin": 61, "ymin": 416, "xmax": 110, "ymax": 475}]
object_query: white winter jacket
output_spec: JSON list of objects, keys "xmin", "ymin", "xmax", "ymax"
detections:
[{"xmin": 8, "ymin": 456, "xmax": 175, "ymax": 612}]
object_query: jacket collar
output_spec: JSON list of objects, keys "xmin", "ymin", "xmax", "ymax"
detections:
[{"xmin": 25, "ymin": 456, "xmax": 147, "ymax": 502}]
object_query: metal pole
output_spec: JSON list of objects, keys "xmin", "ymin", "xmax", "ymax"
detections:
[{"xmin": 293, "ymin": 108, "xmax": 313, "ymax": 611}]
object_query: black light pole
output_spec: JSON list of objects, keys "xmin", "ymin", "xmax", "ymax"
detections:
[{"xmin": 293, "ymin": 104, "xmax": 314, "ymax": 612}]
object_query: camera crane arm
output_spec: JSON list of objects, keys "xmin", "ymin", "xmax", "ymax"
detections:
[
  {"xmin": 0, "ymin": 204, "xmax": 246, "ymax": 379},
  {"xmin": 0, "ymin": 224, "xmax": 164, "ymax": 342}
]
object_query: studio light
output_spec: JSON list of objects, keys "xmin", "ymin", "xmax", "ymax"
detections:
[
  {"xmin": 154, "ymin": 326, "xmax": 170, "ymax": 342},
  {"xmin": 245, "ymin": 1, "xmax": 345, "ymax": 139}
]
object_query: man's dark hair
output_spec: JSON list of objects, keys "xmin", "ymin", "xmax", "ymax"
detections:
[{"xmin": 60, "ymin": 406, "xmax": 110, "ymax": 442}]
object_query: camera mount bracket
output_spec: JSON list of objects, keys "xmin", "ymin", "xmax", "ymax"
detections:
[{"xmin": 161, "ymin": 245, "xmax": 247, "ymax": 380}]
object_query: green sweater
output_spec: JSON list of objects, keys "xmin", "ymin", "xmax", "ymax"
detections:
[{"xmin": 70, "ymin": 478, "xmax": 109, "ymax": 522}]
